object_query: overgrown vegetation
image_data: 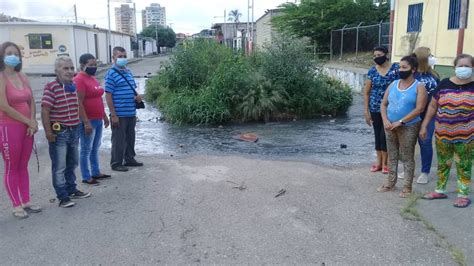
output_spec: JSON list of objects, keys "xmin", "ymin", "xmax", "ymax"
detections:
[{"xmin": 146, "ymin": 38, "xmax": 353, "ymax": 125}]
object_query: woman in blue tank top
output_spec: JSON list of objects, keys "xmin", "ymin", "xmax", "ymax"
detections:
[{"xmin": 377, "ymin": 55, "xmax": 428, "ymax": 198}]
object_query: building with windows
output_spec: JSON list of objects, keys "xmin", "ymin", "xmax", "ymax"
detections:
[
  {"xmin": 115, "ymin": 4, "xmax": 137, "ymax": 35},
  {"xmin": 392, "ymin": 0, "xmax": 473, "ymax": 74},
  {"xmin": 0, "ymin": 22, "xmax": 135, "ymax": 74},
  {"xmin": 142, "ymin": 3, "xmax": 166, "ymax": 29}
]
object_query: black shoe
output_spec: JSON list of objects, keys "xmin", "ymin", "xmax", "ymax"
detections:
[
  {"xmin": 92, "ymin": 174, "xmax": 112, "ymax": 180},
  {"xmin": 82, "ymin": 179, "xmax": 100, "ymax": 186},
  {"xmin": 70, "ymin": 190, "xmax": 91, "ymax": 199},
  {"xmin": 112, "ymin": 165, "xmax": 129, "ymax": 172},
  {"xmin": 123, "ymin": 161, "xmax": 144, "ymax": 167},
  {"xmin": 59, "ymin": 199, "xmax": 75, "ymax": 208}
]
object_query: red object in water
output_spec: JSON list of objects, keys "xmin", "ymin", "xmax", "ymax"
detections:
[{"xmin": 233, "ymin": 133, "xmax": 258, "ymax": 143}]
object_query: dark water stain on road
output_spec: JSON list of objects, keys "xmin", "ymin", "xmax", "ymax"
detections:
[{"xmin": 101, "ymin": 78, "xmax": 374, "ymax": 166}]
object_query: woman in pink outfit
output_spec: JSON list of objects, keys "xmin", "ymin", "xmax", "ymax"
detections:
[{"xmin": 0, "ymin": 42, "xmax": 40, "ymax": 219}]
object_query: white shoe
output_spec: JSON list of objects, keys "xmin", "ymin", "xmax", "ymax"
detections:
[
  {"xmin": 417, "ymin": 173, "xmax": 430, "ymax": 184},
  {"xmin": 398, "ymin": 171, "xmax": 405, "ymax": 179}
]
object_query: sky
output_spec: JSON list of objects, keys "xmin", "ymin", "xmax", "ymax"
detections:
[{"xmin": 1, "ymin": 0, "xmax": 293, "ymax": 34}]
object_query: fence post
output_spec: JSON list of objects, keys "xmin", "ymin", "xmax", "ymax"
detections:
[
  {"xmin": 378, "ymin": 20, "xmax": 383, "ymax": 46},
  {"xmin": 340, "ymin": 25, "xmax": 348, "ymax": 60},
  {"xmin": 330, "ymin": 30, "xmax": 333, "ymax": 60},
  {"xmin": 355, "ymin": 22, "xmax": 364, "ymax": 58}
]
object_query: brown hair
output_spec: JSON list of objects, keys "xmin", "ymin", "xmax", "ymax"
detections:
[
  {"xmin": 413, "ymin": 47, "xmax": 439, "ymax": 79},
  {"xmin": 0, "ymin": 42, "xmax": 23, "ymax": 72},
  {"xmin": 454, "ymin": 53, "xmax": 474, "ymax": 67}
]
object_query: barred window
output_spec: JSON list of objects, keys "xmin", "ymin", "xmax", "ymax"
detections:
[
  {"xmin": 407, "ymin": 3, "xmax": 423, "ymax": 32},
  {"xmin": 448, "ymin": 0, "xmax": 469, "ymax": 29}
]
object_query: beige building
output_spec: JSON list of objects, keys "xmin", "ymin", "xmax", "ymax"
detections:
[
  {"xmin": 142, "ymin": 3, "xmax": 166, "ymax": 29},
  {"xmin": 255, "ymin": 9, "xmax": 282, "ymax": 48},
  {"xmin": 115, "ymin": 4, "xmax": 137, "ymax": 35},
  {"xmin": 392, "ymin": 0, "xmax": 473, "ymax": 75},
  {"xmin": 0, "ymin": 22, "xmax": 134, "ymax": 74}
]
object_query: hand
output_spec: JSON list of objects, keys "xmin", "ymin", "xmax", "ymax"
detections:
[
  {"xmin": 26, "ymin": 127, "xmax": 36, "ymax": 137},
  {"xmin": 111, "ymin": 115, "xmax": 119, "ymax": 128},
  {"xmin": 84, "ymin": 121, "xmax": 92, "ymax": 135},
  {"xmin": 135, "ymin": 95, "xmax": 143, "ymax": 103},
  {"xmin": 383, "ymin": 119, "xmax": 392, "ymax": 130},
  {"xmin": 364, "ymin": 112, "xmax": 372, "ymax": 126},
  {"xmin": 46, "ymin": 132, "xmax": 56, "ymax": 143},
  {"xmin": 419, "ymin": 126, "xmax": 427, "ymax": 140},
  {"xmin": 28, "ymin": 119, "xmax": 38, "ymax": 132},
  {"xmin": 104, "ymin": 116, "xmax": 110, "ymax": 128},
  {"xmin": 391, "ymin": 121, "xmax": 402, "ymax": 130}
]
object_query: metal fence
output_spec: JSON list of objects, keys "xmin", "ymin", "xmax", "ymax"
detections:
[{"xmin": 330, "ymin": 21, "xmax": 391, "ymax": 60}]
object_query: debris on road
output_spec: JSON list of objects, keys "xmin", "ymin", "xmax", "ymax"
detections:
[
  {"xmin": 227, "ymin": 181, "xmax": 247, "ymax": 191},
  {"xmin": 232, "ymin": 133, "xmax": 258, "ymax": 143},
  {"xmin": 275, "ymin": 189, "xmax": 287, "ymax": 198},
  {"xmin": 340, "ymin": 144, "xmax": 347, "ymax": 149}
]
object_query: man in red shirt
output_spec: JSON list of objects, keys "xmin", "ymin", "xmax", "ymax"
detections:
[{"xmin": 41, "ymin": 56, "xmax": 91, "ymax": 208}]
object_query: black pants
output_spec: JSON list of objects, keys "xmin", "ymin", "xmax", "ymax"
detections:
[
  {"xmin": 111, "ymin": 116, "xmax": 136, "ymax": 167},
  {"xmin": 370, "ymin": 112, "xmax": 387, "ymax": 152}
]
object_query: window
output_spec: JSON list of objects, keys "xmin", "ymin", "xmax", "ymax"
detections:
[
  {"xmin": 407, "ymin": 3, "xmax": 423, "ymax": 32},
  {"xmin": 448, "ymin": 0, "xmax": 469, "ymax": 29},
  {"xmin": 28, "ymin": 34, "xmax": 53, "ymax": 49}
]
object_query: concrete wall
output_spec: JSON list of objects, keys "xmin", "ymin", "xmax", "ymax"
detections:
[
  {"xmin": 323, "ymin": 65, "xmax": 368, "ymax": 94},
  {"xmin": 392, "ymin": 0, "xmax": 473, "ymax": 66},
  {"xmin": 255, "ymin": 10, "xmax": 281, "ymax": 49}
]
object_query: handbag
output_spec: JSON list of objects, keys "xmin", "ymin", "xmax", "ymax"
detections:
[{"xmin": 112, "ymin": 68, "xmax": 145, "ymax": 109}]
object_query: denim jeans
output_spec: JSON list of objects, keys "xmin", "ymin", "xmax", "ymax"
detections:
[
  {"xmin": 49, "ymin": 126, "xmax": 79, "ymax": 201},
  {"xmin": 79, "ymin": 119, "xmax": 103, "ymax": 181},
  {"xmin": 418, "ymin": 117, "xmax": 435, "ymax": 174}
]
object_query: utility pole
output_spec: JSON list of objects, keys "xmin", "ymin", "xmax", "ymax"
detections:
[
  {"xmin": 224, "ymin": 10, "xmax": 227, "ymax": 47},
  {"xmin": 74, "ymin": 4, "xmax": 78, "ymax": 23},
  {"xmin": 457, "ymin": 0, "xmax": 469, "ymax": 55},
  {"xmin": 107, "ymin": 0, "xmax": 112, "ymax": 63}
]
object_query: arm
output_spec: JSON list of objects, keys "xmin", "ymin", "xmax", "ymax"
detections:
[
  {"xmin": 391, "ymin": 84, "xmax": 428, "ymax": 130},
  {"xmin": 77, "ymin": 91, "xmax": 92, "ymax": 135},
  {"xmin": 41, "ymin": 106, "xmax": 55, "ymax": 142},
  {"xmin": 105, "ymin": 92, "xmax": 119, "ymax": 127},
  {"xmin": 363, "ymin": 79, "xmax": 373, "ymax": 126},
  {"xmin": 419, "ymin": 97, "xmax": 439, "ymax": 140},
  {"xmin": 380, "ymin": 83, "xmax": 392, "ymax": 130},
  {"xmin": 23, "ymin": 74, "xmax": 38, "ymax": 136},
  {"xmin": 0, "ymin": 76, "xmax": 35, "ymax": 128}
]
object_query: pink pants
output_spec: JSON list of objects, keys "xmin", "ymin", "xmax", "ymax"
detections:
[{"xmin": 0, "ymin": 124, "xmax": 33, "ymax": 207}]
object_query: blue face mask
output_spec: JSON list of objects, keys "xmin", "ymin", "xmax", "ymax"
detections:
[
  {"xmin": 455, "ymin": 67, "xmax": 473, "ymax": 80},
  {"xmin": 64, "ymin": 83, "xmax": 76, "ymax": 93},
  {"xmin": 116, "ymin": 58, "xmax": 128, "ymax": 68},
  {"xmin": 4, "ymin": 55, "xmax": 21, "ymax": 68}
]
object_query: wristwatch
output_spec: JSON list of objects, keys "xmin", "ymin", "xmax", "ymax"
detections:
[{"xmin": 399, "ymin": 119, "xmax": 405, "ymax": 125}]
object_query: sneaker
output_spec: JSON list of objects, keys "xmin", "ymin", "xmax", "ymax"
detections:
[
  {"xmin": 59, "ymin": 199, "xmax": 75, "ymax": 208},
  {"xmin": 398, "ymin": 171, "xmax": 405, "ymax": 179},
  {"xmin": 70, "ymin": 190, "xmax": 91, "ymax": 199},
  {"xmin": 112, "ymin": 165, "xmax": 129, "ymax": 172},
  {"xmin": 82, "ymin": 179, "xmax": 100, "ymax": 186},
  {"xmin": 123, "ymin": 161, "xmax": 144, "ymax": 167},
  {"xmin": 417, "ymin": 173, "xmax": 430, "ymax": 184}
]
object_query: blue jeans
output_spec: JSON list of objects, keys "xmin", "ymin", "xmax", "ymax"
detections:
[
  {"xmin": 49, "ymin": 126, "xmax": 80, "ymax": 201},
  {"xmin": 418, "ymin": 117, "xmax": 435, "ymax": 174},
  {"xmin": 79, "ymin": 119, "xmax": 103, "ymax": 181}
]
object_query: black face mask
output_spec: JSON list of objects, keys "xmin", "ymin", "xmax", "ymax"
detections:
[
  {"xmin": 399, "ymin": 70, "xmax": 413, "ymax": 80},
  {"xmin": 374, "ymin": 56, "xmax": 387, "ymax": 65},
  {"xmin": 84, "ymin": 66, "xmax": 98, "ymax": 76}
]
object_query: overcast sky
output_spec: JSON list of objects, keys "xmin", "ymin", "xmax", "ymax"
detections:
[{"xmin": 1, "ymin": 0, "xmax": 292, "ymax": 34}]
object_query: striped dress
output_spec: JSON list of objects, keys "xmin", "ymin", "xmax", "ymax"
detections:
[{"xmin": 433, "ymin": 78, "xmax": 474, "ymax": 144}]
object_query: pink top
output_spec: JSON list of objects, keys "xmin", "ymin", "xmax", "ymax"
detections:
[
  {"xmin": 73, "ymin": 72, "xmax": 105, "ymax": 120},
  {"xmin": 0, "ymin": 72, "xmax": 32, "ymax": 124}
]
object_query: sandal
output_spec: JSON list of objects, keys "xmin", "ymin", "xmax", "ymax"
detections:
[
  {"xmin": 370, "ymin": 164, "xmax": 382, "ymax": 172},
  {"xmin": 92, "ymin": 174, "xmax": 112, "ymax": 180},
  {"xmin": 23, "ymin": 204, "xmax": 42, "ymax": 213},
  {"xmin": 12, "ymin": 207, "xmax": 28, "ymax": 219},
  {"xmin": 422, "ymin": 192, "xmax": 448, "ymax": 200},
  {"xmin": 399, "ymin": 187, "xmax": 412, "ymax": 198},
  {"xmin": 382, "ymin": 166, "xmax": 389, "ymax": 174},
  {"xmin": 377, "ymin": 184, "xmax": 395, "ymax": 192},
  {"xmin": 453, "ymin": 197, "xmax": 471, "ymax": 208}
]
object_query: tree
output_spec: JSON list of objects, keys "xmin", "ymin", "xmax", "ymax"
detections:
[
  {"xmin": 272, "ymin": 0, "xmax": 389, "ymax": 47},
  {"xmin": 228, "ymin": 9, "xmax": 242, "ymax": 38},
  {"xmin": 140, "ymin": 25, "xmax": 177, "ymax": 52}
]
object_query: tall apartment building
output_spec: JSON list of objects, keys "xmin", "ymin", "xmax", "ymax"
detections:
[
  {"xmin": 142, "ymin": 3, "xmax": 166, "ymax": 29},
  {"xmin": 115, "ymin": 4, "xmax": 137, "ymax": 35}
]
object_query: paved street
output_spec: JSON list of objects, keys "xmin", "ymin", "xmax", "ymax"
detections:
[{"xmin": 0, "ymin": 57, "xmax": 471, "ymax": 265}]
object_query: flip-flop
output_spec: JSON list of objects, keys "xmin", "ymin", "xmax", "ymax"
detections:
[
  {"xmin": 92, "ymin": 174, "xmax": 112, "ymax": 180},
  {"xmin": 370, "ymin": 164, "xmax": 382, "ymax": 172},
  {"xmin": 377, "ymin": 184, "xmax": 395, "ymax": 192},
  {"xmin": 382, "ymin": 166, "xmax": 389, "ymax": 174},
  {"xmin": 422, "ymin": 192, "xmax": 448, "ymax": 200},
  {"xmin": 453, "ymin": 197, "xmax": 471, "ymax": 208}
]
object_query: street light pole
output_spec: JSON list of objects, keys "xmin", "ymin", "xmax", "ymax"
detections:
[{"xmin": 107, "ymin": 0, "xmax": 112, "ymax": 63}]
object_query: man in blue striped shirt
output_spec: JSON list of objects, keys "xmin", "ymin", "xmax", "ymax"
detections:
[{"xmin": 105, "ymin": 46, "xmax": 144, "ymax": 172}]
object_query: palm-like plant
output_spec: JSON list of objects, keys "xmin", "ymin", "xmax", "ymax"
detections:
[{"xmin": 228, "ymin": 9, "xmax": 242, "ymax": 40}]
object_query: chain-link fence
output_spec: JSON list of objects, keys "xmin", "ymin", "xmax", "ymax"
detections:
[{"xmin": 330, "ymin": 21, "xmax": 391, "ymax": 60}]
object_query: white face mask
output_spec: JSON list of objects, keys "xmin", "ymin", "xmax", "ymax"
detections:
[
  {"xmin": 455, "ymin": 67, "xmax": 473, "ymax": 80},
  {"xmin": 428, "ymin": 56, "xmax": 437, "ymax": 67}
]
